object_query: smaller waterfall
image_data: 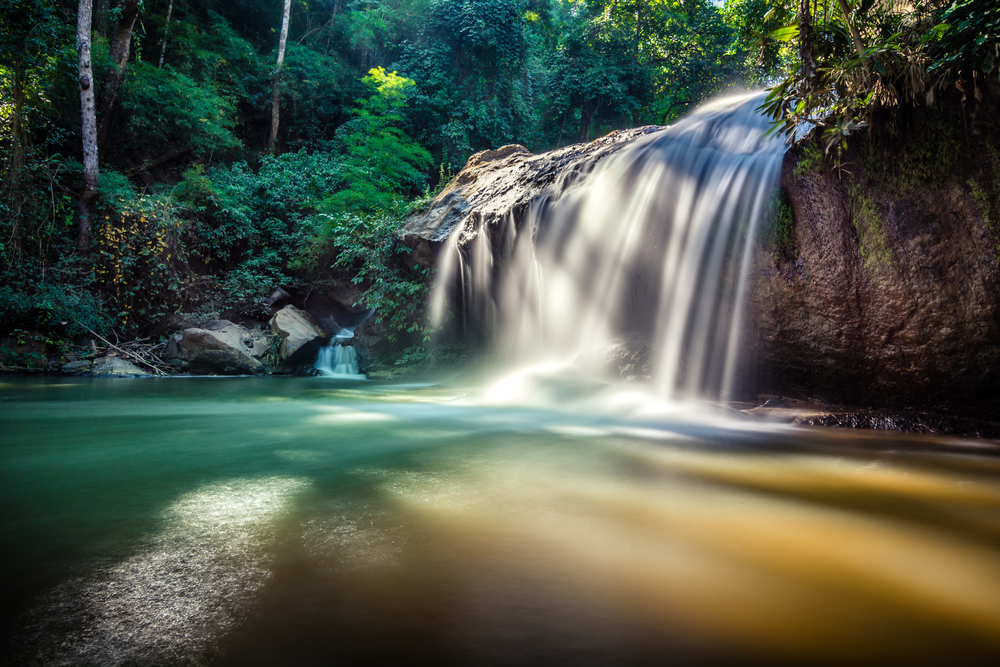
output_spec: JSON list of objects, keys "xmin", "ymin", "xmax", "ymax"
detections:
[{"xmin": 315, "ymin": 334, "xmax": 364, "ymax": 379}]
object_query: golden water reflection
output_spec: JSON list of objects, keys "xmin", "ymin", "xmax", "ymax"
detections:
[{"xmin": 382, "ymin": 437, "xmax": 1000, "ymax": 664}]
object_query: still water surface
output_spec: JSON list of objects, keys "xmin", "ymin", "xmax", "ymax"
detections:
[{"xmin": 2, "ymin": 376, "xmax": 1000, "ymax": 665}]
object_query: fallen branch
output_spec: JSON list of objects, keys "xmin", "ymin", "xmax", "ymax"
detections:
[{"xmin": 84, "ymin": 328, "xmax": 169, "ymax": 375}]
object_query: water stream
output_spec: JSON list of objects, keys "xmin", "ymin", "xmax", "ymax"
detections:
[
  {"xmin": 314, "ymin": 334, "xmax": 364, "ymax": 379},
  {"xmin": 1, "ymin": 377, "xmax": 999, "ymax": 665}
]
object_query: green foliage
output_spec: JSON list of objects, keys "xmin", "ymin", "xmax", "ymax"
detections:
[
  {"xmin": 279, "ymin": 43, "xmax": 354, "ymax": 149},
  {"xmin": 120, "ymin": 62, "xmax": 242, "ymax": 158},
  {"xmin": 320, "ymin": 207, "xmax": 431, "ymax": 343},
  {"xmin": 395, "ymin": 340, "xmax": 466, "ymax": 366},
  {"xmin": 723, "ymin": 0, "xmax": 794, "ymax": 80},
  {"xmin": 762, "ymin": 0, "xmax": 1000, "ymax": 158},
  {"xmin": 0, "ymin": 281, "xmax": 112, "ymax": 339},
  {"xmin": 325, "ymin": 67, "xmax": 433, "ymax": 211},
  {"xmin": 541, "ymin": 9, "xmax": 648, "ymax": 144},
  {"xmin": 91, "ymin": 178, "xmax": 184, "ymax": 333},
  {"xmin": 792, "ymin": 141, "xmax": 823, "ymax": 178},
  {"xmin": 397, "ymin": 0, "xmax": 534, "ymax": 163},
  {"xmin": 174, "ymin": 151, "xmax": 344, "ymax": 313}
]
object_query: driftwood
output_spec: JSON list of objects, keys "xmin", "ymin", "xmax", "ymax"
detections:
[{"xmin": 84, "ymin": 328, "xmax": 177, "ymax": 375}]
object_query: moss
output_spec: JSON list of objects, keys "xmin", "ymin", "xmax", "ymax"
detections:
[
  {"xmin": 846, "ymin": 181, "xmax": 897, "ymax": 277},
  {"xmin": 965, "ymin": 140, "xmax": 1000, "ymax": 262},
  {"xmin": 792, "ymin": 142, "xmax": 823, "ymax": 180},
  {"xmin": 857, "ymin": 108, "xmax": 963, "ymax": 193},
  {"xmin": 762, "ymin": 187, "xmax": 797, "ymax": 261},
  {"xmin": 967, "ymin": 178, "xmax": 1000, "ymax": 260}
]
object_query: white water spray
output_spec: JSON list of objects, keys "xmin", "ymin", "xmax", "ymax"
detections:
[
  {"xmin": 315, "ymin": 333, "xmax": 364, "ymax": 379},
  {"xmin": 431, "ymin": 93, "xmax": 785, "ymax": 401}
]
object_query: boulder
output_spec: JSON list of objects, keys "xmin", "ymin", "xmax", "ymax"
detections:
[
  {"xmin": 399, "ymin": 130, "xmax": 661, "ymax": 268},
  {"xmin": 163, "ymin": 323, "xmax": 264, "ymax": 374},
  {"xmin": 62, "ymin": 356, "xmax": 149, "ymax": 376},
  {"xmin": 61, "ymin": 359, "xmax": 93, "ymax": 375},
  {"xmin": 269, "ymin": 305, "xmax": 329, "ymax": 363},
  {"xmin": 745, "ymin": 137, "xmax": 1000, "ymax": 417},
  {"xmin": 91, "ymin": 356, "xmax": 149, "ymax": 376}
]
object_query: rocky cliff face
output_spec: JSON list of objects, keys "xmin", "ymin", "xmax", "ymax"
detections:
[
  {"xmin": 399, "ymin": 128, "xmax": 660, "ymax": 268},
  {"xmin": 401, "ymin": 104, "xmax": 1000, "ymax": 418},
  {"xmin": 750, "ymin": 128, "xmax": 1000, "ymax": 417}
]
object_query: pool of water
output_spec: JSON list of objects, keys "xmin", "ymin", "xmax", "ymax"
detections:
[{"xmin": 2, "ymin": 375, "xmax": 999, "ymax": 665}]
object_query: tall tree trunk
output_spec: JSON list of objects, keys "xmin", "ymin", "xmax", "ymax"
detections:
[
  {"xmin": 579, "ymin": 101, "xmax": 593, "ymax": 143},
  {"xmin": 96, "ymin": 0, "xmax": 142, "ymax": 151},
  {"xmin": 268, "ymin": 0, "xmax": 292, "ymax": 155},
  {"xmin": 798, "ymin": 0, "xmax": 817, "ymax": 91},
  {"xmin": 77, "ymin": 0, "xmax": 99, "ymax": 254},
  {"xmin": 3, "ymin": 71, "xmax": 26, "ymax": 194},
  {"xmin": 158, "ymin": 0, "xmax": 174, "ymax": 68}
]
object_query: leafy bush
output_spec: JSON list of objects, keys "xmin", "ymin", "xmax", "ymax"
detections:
[
  {"xmin": 762, "ymin": 0, "xmax": 1000, "ymax": 157},
  {"xmin": 120, "ymin": 62, "xmax": 241, "ymax": 158},
  {"xmin": 91, "ymin": 176, "xmax": 184, "ymax": 333},
  {"xmin": 325, "ymin": 67, "xmax": 433, "ymax": 212},
  {"xmin": 0, "ymin": 281, "xmax": 111, "ymax": 339},
  {"xmin": 320, "ymin": 207, "xmax": 430, "ymax": 342}
]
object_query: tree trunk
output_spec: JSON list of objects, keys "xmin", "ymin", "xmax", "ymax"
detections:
[
  {"xmin": 268, "ymin": 0, "xmax": 292, "ymax": 155},
  {"xmin": 797, "ymin": 0, "xmax": 817, "ymax": 91},
  {"xmin": 837, "ymin": 0, "xmax": 866, "ymax": 58},
  {"xmin": 158, "ymin": 0, "xmax": 174, "ymax": 68},
  {"xmin": 77, "ymin": 0, "xmax": 99, "ymax": 254},
  {"xmin": 579, "ymin": 101, "xmax": 594, "ymax": 144},
  {"xmin": 3, "ymin": 71, "xmax": 25, "ymax": 193},
  {"xmin": 96, "ymin": 0, "xmax": 142, "ymax": 151}
]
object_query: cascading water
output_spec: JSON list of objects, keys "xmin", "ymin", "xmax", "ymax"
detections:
[
  {"xmin": 430, "ymin": 92, "xmax": 786, "ymax": 401},
  {"xmin": 314, "ymin": 333, "xmax": 364, "ymax": 379}
]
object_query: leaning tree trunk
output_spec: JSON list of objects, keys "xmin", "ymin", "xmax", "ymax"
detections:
[
  {"xmin": 268, "ymin": 0, "xmax": 292, "ymax": 155},
  {"xmin": 77, "ymin": 0, "xmax": 98, "ymax": 254},
  {"xmin": 96, "ymin": 0, "xmax": 141, "ymax": 151},
  {"xmin": 836, "ymin": 0, "xmax": 866, "ymax": 58}
]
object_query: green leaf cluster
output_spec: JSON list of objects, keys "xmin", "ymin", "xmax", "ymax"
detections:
[{"xmin": 760, "ymin": 0, "xmax": 1000, "ymax": 157}]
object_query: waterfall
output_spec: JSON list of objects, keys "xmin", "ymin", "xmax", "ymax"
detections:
[
  {"xmin": 430, "ymin": 92, "xmax": 786, "ymax": 401},
  {"xmin": 315, "ymin": 334, "xmax": 364, "ymax": 379}
]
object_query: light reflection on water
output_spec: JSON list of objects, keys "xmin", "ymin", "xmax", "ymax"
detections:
[{"xmin": 1, "ymin": 376, "xmax": 999, "ymax": 665}]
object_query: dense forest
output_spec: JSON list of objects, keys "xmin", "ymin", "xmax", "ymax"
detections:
[{"xmin": 1, "ymin": 0, "xmax": 997, "ymax": 369}]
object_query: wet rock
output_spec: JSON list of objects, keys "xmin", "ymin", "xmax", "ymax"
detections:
[
  {"xmin": 399, "ymin": 129, "xmax": 662, "ymax": 268},
  {"xmin": 163, "ymin": 324, "xmax": 264, "ymax": 374},
  {"xmin": 61, "ymin": 359, "xmax": 93, "ymax": 375},
  {"xmin": 269, "ymin": 305, "xmax": 329, "ymax": 364},
  {"xmin": 204, "ymin": 320, "xmax": 235, "ymax": 331},
  {"xmin": 90, "ymin": 356, "xmax": 149, "ymax": 376},
  {"xmin": 748, "ymin": 123, "xmax": 1000, "ymax": 419},
  {"xmin": 574, "ymin": 337, "xmax": 653, "ymax": 381},
  {"xmin": 266, "ymin": 288, "xmax": 293, "ymax": 315}
]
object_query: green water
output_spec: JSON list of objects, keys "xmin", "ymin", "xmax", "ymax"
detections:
[{"xmin": 2, "ymin": 376, "xmax": 999, "ymax": 665}]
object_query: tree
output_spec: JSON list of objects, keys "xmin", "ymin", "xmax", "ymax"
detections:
[
  {"xmin": 77, "ymin": 0, "xmax": 98, "ymax": 253},
  {"xmin": 96, "ymin": 0, "xmax": 142, "ymax": 150},
  {"xmin": 269, "ymin": 0, "xmax": 292, "ymax": 154},
  {"xmin": 157, "ymin": 0, "xmax": 174, "ymax": 68}
]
